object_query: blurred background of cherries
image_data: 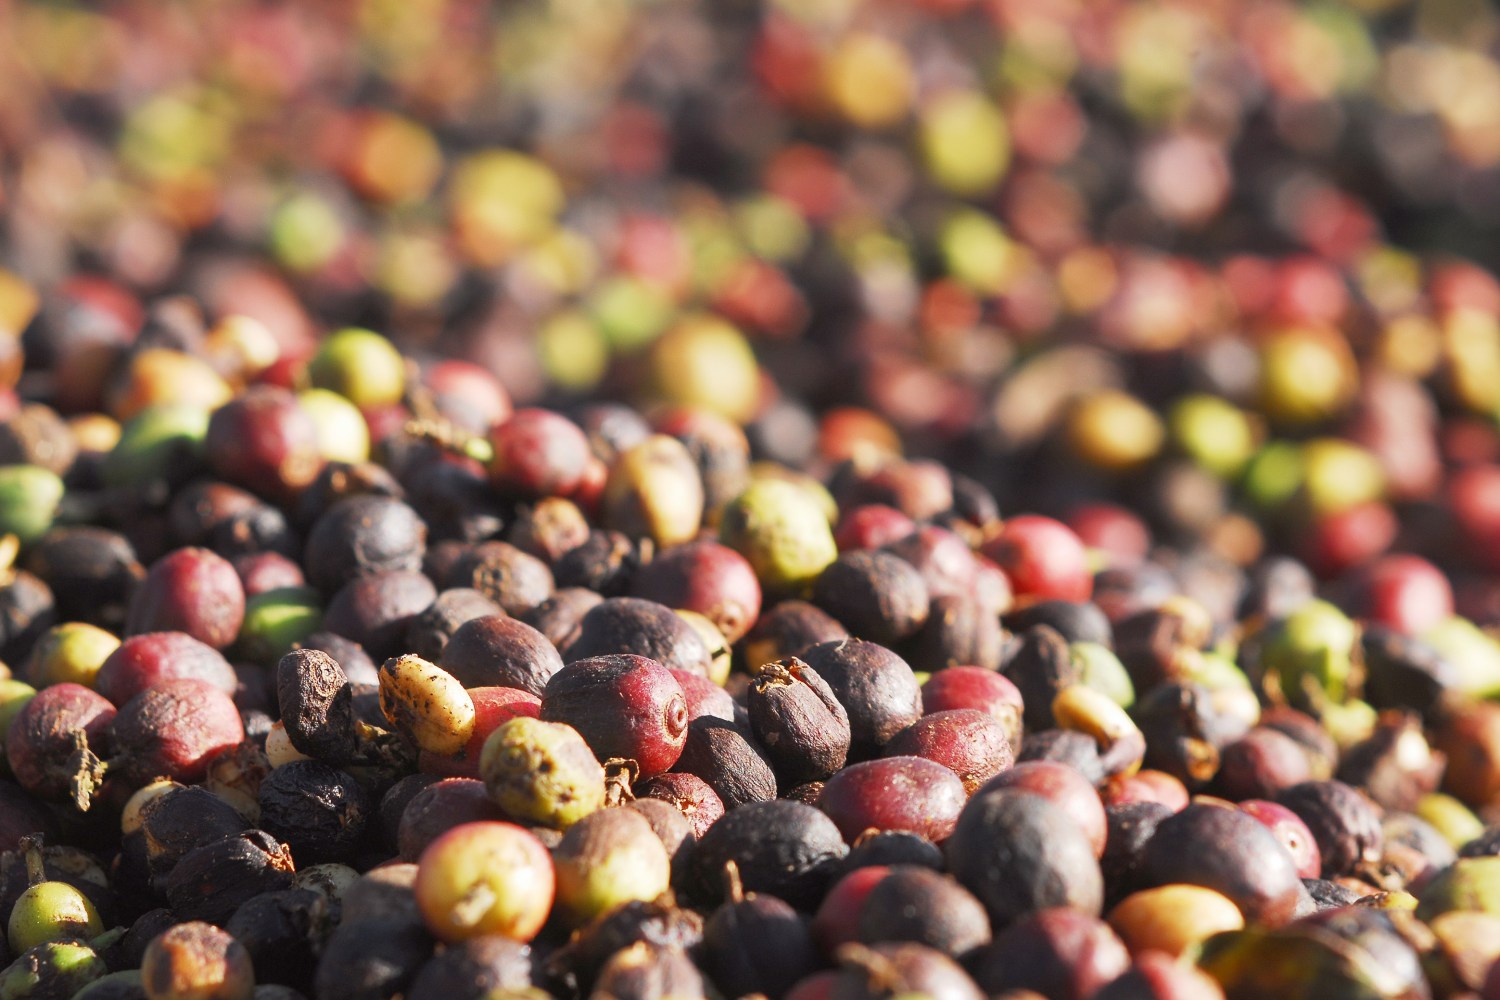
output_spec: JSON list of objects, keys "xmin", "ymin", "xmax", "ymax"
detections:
[{"xmin": 7, "ymin": 0, "xmax": 1500, "ymax": 622}]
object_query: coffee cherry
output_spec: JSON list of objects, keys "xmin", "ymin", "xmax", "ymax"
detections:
[{"xmin": 414, "ymin": 821, "xmax": 555, "ymax": 943}]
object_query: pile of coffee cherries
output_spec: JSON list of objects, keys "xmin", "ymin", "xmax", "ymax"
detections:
[{"xmin": 6, "ymin": 1, "xmax": 1500, "ymax": 999}]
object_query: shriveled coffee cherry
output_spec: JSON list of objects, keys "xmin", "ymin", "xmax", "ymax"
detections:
[
  {"xmin": 812, "ymin": 551, "xmax": 930, "ymax": 646},
  {"xmin": 634, "ymin": 772, "xmax": 725, "ymax": 839},
  {"xmin": 5, "ymin": 682, "xmax": 114, "ymax": 802},
  {"xmin": 303, "ymin": 496, "xmax": 427, "ymax": 594},
  {"xmin": 1215, "ymin": 727, "xmax": 1314, "ymax": 801},
  {"xmin": 321, "ymin": 570, "xmax": 436, "ymax": 663},
  {"xmin": 445, "ymin": 541, "xmax": 555, "ymax": 617},
  {"xmin": 884, "ymin": 710, "xmax": 1013, "ymax": 795},
  {"xmin": 111, "ymin": 678, "xmax": 245, "ymax": 787},
  {"xmin": 405, "ymin": 588, "xmax": 501, "ymax": 662},
  {"xmin": 971, "ymin": 908, "xmax": 1129, "ymax": 1000},
  {"xmin": 97, "ymin": 633, "xmax": 237, "ymax": 708},
  {"xmin": 415, "ymin": 821, "xmax": 554, "ymax": 942},
  {"xmin": 1138, "ymin": 802, "xmax": 1304, "ymax": 926},
  {"xmin": 629, "ymin": 541, "xmax": 762, "ymax": 644},
  {"xmin": 672, "ymin": 717, "xmax": 778, "ymax": 809},
  {"xmin": 1274, "ymin": 779, "xmax": 1384, "ymax": 878},
  {"xmin": 564, "ymin": 597, "xmax": 713, "ymax": 677},
  {"xmin": 741, "ymin": 600, "xmax": 849, "ymax": 670},
  {"xmin": 541, "ymin": 653, "xmax": 688, "ymax": 778},
  {"xmin": 479, "ymin": 717, "xmax": 604, "ymax": 829},
  {"xmin": 591, "ymin": 941, "xmax": 704, "ymax": 1000},
  {"xmin": 701, "ymin": 881, "xmax": 820, "ymax": 1000},
  {"xmin": 856, "ymin": 866, "xmax": 991, "ymax": 958},
  {"xmin": 405, "ymin": 935, "xmax": 533, "ymax": 1000},
  {"xmin": 313, "ymin": 921, "xmax": 435, "ymax": 1000},
  {"xmin": 519, "ymin": 587, "xmax": 602, "ymax": 655},
  {"xmin": 224, "ymin": 889, "xmax": 331, "ymax": 992},
  {"xmin": 825, "ymin": 942, "xmax": 983, "ymax": 1000},
  {"xmin": 138, "ymin": 785, "xmax": 251, "ymax": 885},
  {"xmin": 748, "ymin": 657, "xmax": 850, "ymax": 788},
  {"xmin": 23, "ymin": 525, "xmax": 142, "ymax": 629},
  {"xmin": 204, "ymin": 387, "xmax": 325, "ymax": 507},
  {"xmin": 258, "ymin": 760, "xmax": 370, "ymax": 864},
  {"xmin": 817, "ymin": 756, "xmax": 967, "ymax": 844},
  {"xmin": 141, "ymin": 921, "xmax": 255, "ymax": 1000},
  {"xmin": 1239, "ymin": 799, "xmax": 1323, "ymax": 879},
  {"xmin": 553, "ymin": 807, "xmax": 672, "ymax": 926},
  {"xmin": 275, "ymin": 648, "xmax": 356, "ymax": 765},
  {"xmin": 840, "ymin": 831, "xmax": 945, "ymax": 875},
  {"xmin": 799, "ymin": 639, "xmax": 922, "ymax": 760},
  {"xmin": 126, "ymin": 548, "xmax": 245, "ymax": 651},
  {"xmin": 419, "ymin": 686, "xmax": 542, "ymax": 779},
  {"xmin": 396, "ymin": 778, "xmax": 508, "ymax": 861},
  {"xmin": 440, "ymin": 615, "xmax": 563, "ymax": 696},
  {"xmin": 687, "ymin": 799, "xmax": 848, "ymax": 910},
  {"xmin": 378, "ymin": 654, "xmax": 475, "ymax": 757},
  {"xmin": 945, "ymin": 788, "xmax": 1105, "ymax": 928},
  {"xmin": 487, "ymin": 408, "xmax": 592, "ymax": 499},
  {"xmin": 905, "ymin": 595, "xmax": 1006, "ymax": 674},
  {"xmin": 162, "ymin": 830, "xmax": 297, "ymax": 926}
]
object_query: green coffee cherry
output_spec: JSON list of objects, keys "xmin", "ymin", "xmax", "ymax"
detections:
[
  {"xmin": 479, "ymin": 717, "xmax": 605, "ymax": 829},
  {"xmin": 297, "ymin": 389, "xmax": 370, "ymax": 465},
  {"xmin": 1259, "ymin": 599, "xmax": 1358, "ymax": 712},
  {"xmin": 1415, "ymin": 793, "xmax": 1487, "ymax": 850},
  {"xmin": 7, "ymin": 881, "xmax": 102, "ymax": 954},
  {"xmin": 22, "ymin": 624, "xmax": 119, "ymax": 689},
  {"xmin": 1421, "ymin": 617, "xmax": 1500, "ymax": 699},
  {"xmin": 1169, "ymin": 394, "xmax": 1257, "ymax": 478},
  {"xmin": 0, "ymin": 940, "xmax": 107, "ymax": 1000},
  {"xmin": 236, "ymin": 587, "xmax": 323, "ymax": 665},
  {"xmin": 101, "ymin": 405, "xmax": 209, "ymax": 489},
  {"xmin": 0, "ymin": 466, "xmax": 64, "ymax": 546},
  {"xmin": 719, "ymin": 479, "xmax": 837, "ymax": 597},
  {"xmin": 1418, "ymin": 857, "xmax": 1500, "ymax": 922},
  {"xmin": 0, "ymin": 680, "xmax": 36, "ymax": 774},
  {"xmin": 1070, "ymin": 642, "xmax": 1134, "ymax": 708},
  {"xmin": 306, "ymin": 327, "xmax": 406, "ymax": 407}
]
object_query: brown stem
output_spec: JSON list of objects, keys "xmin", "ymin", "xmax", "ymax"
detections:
[{"xmin": 18, "ymin": 833, "xmax": 46, "ymax": 887}]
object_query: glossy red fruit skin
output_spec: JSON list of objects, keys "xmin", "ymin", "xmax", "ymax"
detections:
[
  {"xmin": 1238, "ymin": 798, "xmax": 1322, "ymax": 880},
  {"xmin": 126, "ymin": 547, "xmax": 246, "ymax": 651},
  {"xmin": 629, "ymin": 541, "xmax": 762, "ymax": 644},
  {"xmin": 205, "ymin": 385, "xmax": 325, "ymax": 503},
  {"xmin": 488, "ymin": 408, "xmax": 592, "ymax": 499},
  {"xmin": 95, "ymin": 631, "xmax": 238, "ymax": 706},
  {"xmin": 921, "ymin": 667, "xmax": 1024, "ymax": 719},
  {"xmin": 418, "ymin": 687, "xmax": 543, "ymax": 779},
  {"xmin": 1099, "ymin": 770, "xmax": 1190, "ymax": 812},
  {"xmin": 540, "ymin": 653, "xmax": 689, "ymax": 778},
  {"xmin": 812, "ymin": 865, "xmax": 890, "ymax": 956},
  {"xmin": 1302, "ymin": 501, "xmax": 1397, "ymax": 579},
  {"xmin": 233, "ymin": 551, "xmax": 307, "ymax": 596},
  {"xmin": 980, "ymin": 515, "xmax": 1093, "ymax": 604},
  {"xmin": 976, "ymin": 761, "xmax": 1107, "ymax": 859},
  {"xmin": 1065, "ymin": 503, "xmax": 1151, "ymax": 567},
  {"xmin": 834, "ymin": 505, "xmax": 917, "ymax": 553},
  {"xmin": 110, "ymin": 677, "xmax": 246, "ymax": 786},
  {"xmin": 670, "ymin": 670, "xmax": 738, "ymax": 724},
  {"xmin": 884, "ymin": 709, "xmax": 1014, "ymax": 794},
  {"xmin": 6, "ymin": 683, "xmax": 116, "ymax": 800},
  {"xmin": 1346, "ymin": 554, "xmax": 1454, "ymax": 636},
  {"xmin": 816, "ymin": 756, "xmax": 968, "ymax": 844}
]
